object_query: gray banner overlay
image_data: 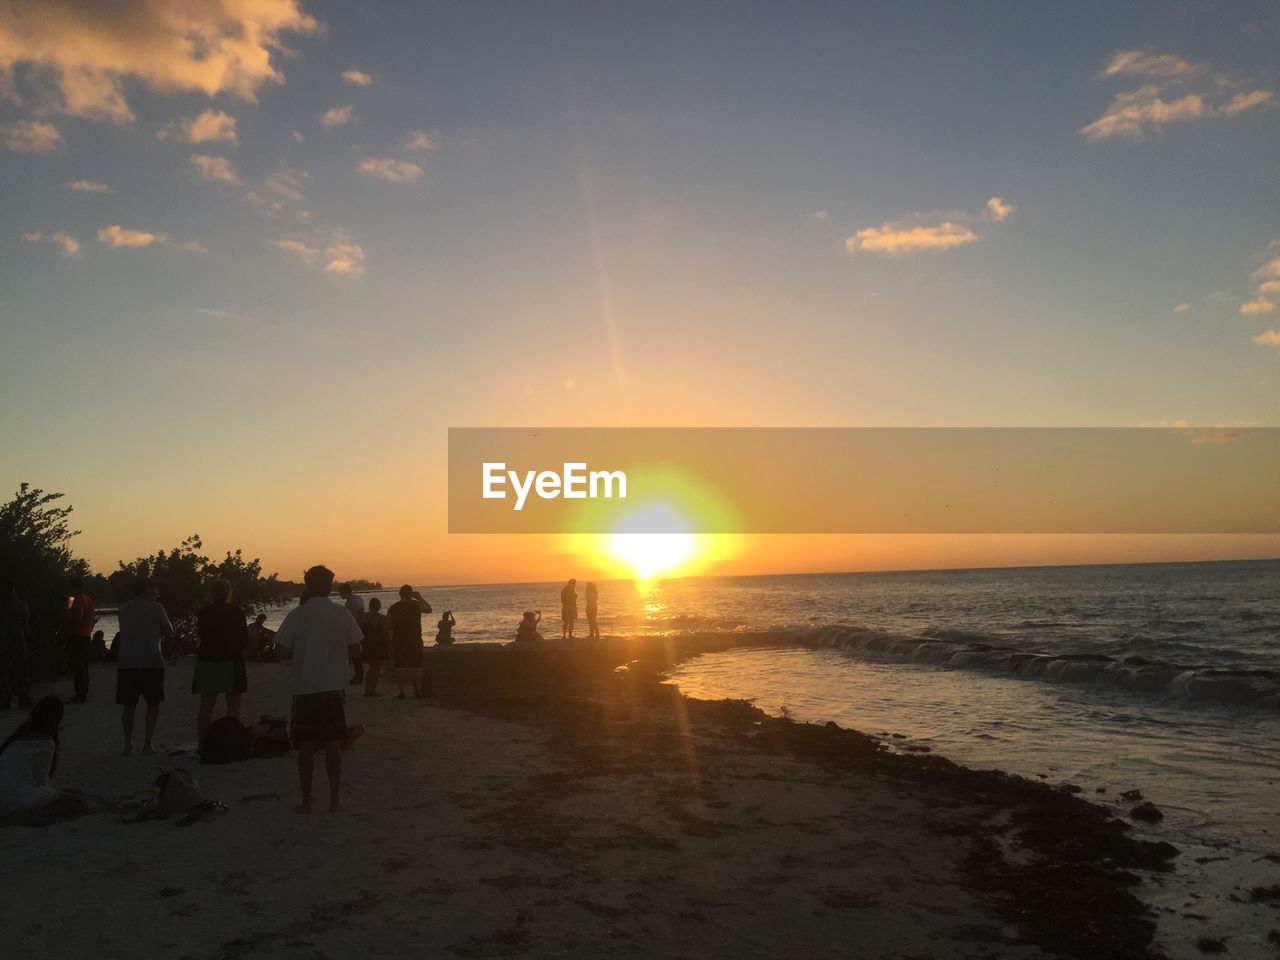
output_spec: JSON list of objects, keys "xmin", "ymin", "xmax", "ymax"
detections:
[{"xmin": 448, "ymin": 428, "xmax": 1280, "ymax": 534}]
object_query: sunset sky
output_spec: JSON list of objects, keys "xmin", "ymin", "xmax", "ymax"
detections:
[{"xmin": 2, "ymin": 1, "xmax": 1278, "ymax": 583}]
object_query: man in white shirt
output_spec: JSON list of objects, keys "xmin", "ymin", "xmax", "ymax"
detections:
[
  {"xmin": 274, "ymin": 565, "xmax": 364, "ymax": 814},
  {"xmin": 115, "ymin": 579, "xmax": 174, "ymax": 756}
]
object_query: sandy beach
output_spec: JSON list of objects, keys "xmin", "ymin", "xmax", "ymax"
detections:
[{"xmin": 0, "ymin": 636, "xmax": 1180, "ymax": 960}]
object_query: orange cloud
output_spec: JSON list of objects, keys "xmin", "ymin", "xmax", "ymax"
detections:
[
  {"xmin": 1253, "ymin": 329, "xmax": 1280, "ymax": 347},
  {"xmin": 847, "ymin": 221, "xmax": 978, "ymax": 254},
  {"xmin": 984, "ymin": 196, "xmax": 1015, "ymax": 222},
  {"xmin": 158, "ymin": 109, "xmax": 238, "ymax": 145},
  {"xmin": 405, "ymin": 130, "xmax": 437, "ymax": 152},
  {"xmin": 0, "ymin": 0, "xmax": 318, "ymax": 123},
  {"xmin": 1100, "ymin": 50, "xmax": 1204, "ymax": 80},
  {"xmin": 97, "ymin": 225, "xmax": 160, "ymax": 248},
  {"xmin": 23, "ymin": 229, "xmax": 79, "ymax": 256},
  {"xmin": 190, "ymin": 154, "xmax": 240, "ymax": 184},
  {"xmin": 1081, "ymin": 85, "xmax": 1205, "ymax": 140},
  {"xmin": 2, "ymin": 119, "xmax": 61, "ymax": 152},
  {"xmin": 1240, "ymin": 298, "xmax": 1276, "ymax": 317},
  {"xmin": 357, "ymin": 157, "xmax": 422, "ymax": 182},
  {"xmin": 341, "ymin": 69, "xmax": 372, "ymax": 86},
  {"xmin": 320, "ymin": 104, "xmax": 354, "ymax": 127},
  {"xmin": 67, "ymin": 179, "xmax": 111, "ymax": 193},
  {"xmin": 274, "ymin": 229, "xmax": 366, "ymax": 278}
]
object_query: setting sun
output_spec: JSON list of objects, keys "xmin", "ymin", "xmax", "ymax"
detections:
[{"xmin": 606, "ymin": 532, "xmax": 697, "ymax": 580}]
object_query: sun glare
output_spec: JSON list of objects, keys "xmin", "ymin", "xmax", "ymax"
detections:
[{"xmin": 607, "ymin": 532, "xmax": 697, "ymax": 581}]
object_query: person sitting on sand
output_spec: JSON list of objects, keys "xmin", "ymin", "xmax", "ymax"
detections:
[
  {"xmin": 246, "ymin": 614, "xmax": 276, "ymax": 661},
  {"xmin": 435, "ymin": 611, "xmax": 456, "ymax": 646},
  {"xmin": 0, "ymin": 696, "xmax": 87, "ymax": 824},
  {"xmin": 388, "ymin": 585, "xmax": 432, "ymax": 700},
  {"xmin": 585, "ymin": 582, "xmax": 600, "ymax": 639},
  {"xmin": 116, "ymin": 578, "xmax": 174, "ymax": 756},
  {"xmin": 273, "ymin": 565, "xmax": 366, "ymax": 814},
  {"xmin": 192, "ymin": 579, "xmax": 249, "ymax": 748},
  {"xmin": 360, "ymin": 598, "xmax": 390, "ymax": 697},
  {"xmin": 516, "ymin": 611, "xmax": 542, "ymax": 642},
  {"xmin": 561, "ymin": 579, "xmax": 577, "ymax": 639}
]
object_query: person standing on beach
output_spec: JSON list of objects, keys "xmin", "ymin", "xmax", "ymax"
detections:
[
  {"xmin": 560, "ymin": 579, "xmax": 577, "ymax": 639},
  {"xmin": 339, "ymin": 582, "xmax": 366, "ymax": 686},
  {"xmin": 273, "ymin": 565, "xmax": 364, "ymax": 814},
  {"xmin": 192, "ymin": 579, "xmax": 248, "ymax": 748},
  {"xmin": 360, "ymin": 598, "xmax": 390, "ymax": 696},
  {"xmin": 116, "ymin": 579, "xmax": 173, "ymax": 756},
  {"xmin": 584, "ymin": 582, "xmax": 600, "ymax": 639},
  {"xmin": 388, "ymin": 585, "xmax": 432, "ymax": 699},
  {"xmin": 64, "ymin": 577, "xmax": 95, "ymax": 703},
  {"xmin": 0, "ymin": 580, "xmax": 32, "ymax": 711}
]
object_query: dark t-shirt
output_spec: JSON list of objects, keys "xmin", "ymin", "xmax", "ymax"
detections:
[
  {"xmin": 388, "ymin": 599, "xmax": 424, "ymax": 643},
  {"xmin": 196, "ymin": 601, "xmax": 248, "ymax": 662}
]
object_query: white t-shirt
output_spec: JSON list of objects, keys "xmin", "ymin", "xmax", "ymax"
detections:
[
  {"xmin": 116, "ymin": 597, "xmax": 173, "ymax": 669},
  {"xmin": 274, "ymin": 596, "xmax": 364, "ymax": 695}
]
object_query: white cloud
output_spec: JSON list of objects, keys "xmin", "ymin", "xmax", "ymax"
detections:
[
  {"xmin": 1240, "ymin": 297, "xmax": 1276, "ymax": 316},
  {"xmin": 190, "ymin": 154, "xmax": 240, "ymax": 184},
  {"xmin": 404, "ymin": 130, "xmax": 437, "ymax": 152},
  {"xmin": 159, "ymin": 109, "xmax": 238, "ymax": 145},
  {"xmin": 1253, "ymin": 329, "xmax": 1280, "ymax": 347},
  {"xmin": 1100, "ymin": 50, "xmax": 1204, "ymax": 80},
  {"xmin": 847, "ymin": 221, "xmax": 978, "ymax": 254},
  {"xmin": 320, "ymin": 104, "xmax": 354, "ymax": 127},
  {"xmin": 274, "ymin": 229, "xmax": 365, "ymax": 278},
  {"xmin": 66, "ymin": 179, "xmax": 111, "ymax": 193},
  {"xmin": 1082, "ymin": 52, "xmax": 1275, "ymax": 140},
  {"xmin": 984, "ymin": 196, "xmax": 1015, "ymax": 222},
  {"xmin": 0, "ymin": 0, "xmax": 318, "ymax": 124},
  {"xmin": 1173, "ymin": 303, "xmax": 1192, "ymax": 313},
  {"xmin": 2, "ymin": 119, "xmax": 62, "ymax": 152},
  {"xmin": 22, "ymin": 230, "xmax": 79, "ymax": 256},
  {"xmin": 341, "ymin": 69, "xmax": 373, "ymax": 87},
  {"xmin": 96, "ymin": 224, "xmax": 202, "ymax": 251},
  {"xmin": 357, "ymin": 157, "xmax": 423, "ymax": 182}
]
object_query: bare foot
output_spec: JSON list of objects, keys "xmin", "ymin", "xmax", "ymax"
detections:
[
  {"xmin": 141, "ymin": 745, "xmax": 158, "ymax": 756},
  {"xmin": 295, "ymin": 802, "xmax": 312, "ymax": 815}
]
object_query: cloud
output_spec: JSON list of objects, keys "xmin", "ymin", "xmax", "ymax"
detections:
[
  {"xmin": 158, "ymin": 109, "xmax": 237, "ymax": 145},
  {"xmin": 1173, "ymin": 303, "xmax": 1192, "ymax": 313},
  {"xmin": 341, "ymin": 69, "xmax": 372, "ymax": 87},
  {"xmin": 67, "ymin": 179, "xmax": 111, "ymax": 193},
  {"xmin": 984, "ymin": 196, "xmax": 1015, "ymax": 222},
  {"xmin": 96, "ymin": 224, "xmax": 203, "ymax": 252},
  {"xmin": 1100, "ymin": 50, "xmax": 1204, "ymax": 80},
  {"xmin": 1253, "ymin": 329, "xmax": 1280, "ymax": 347},
  {"xmin": 1253, "ymin": 257, "xmax": 1280, "ymax": 282},
  {"xmin": 357, "ymin": 157, "xmax": 422, "ymax": 182},
  {"xmin": 404, "ymin": 130, "xmax": 437, "ymax": 152},
  {"xmin": 2, "ymin": 119, "xmax": 62, "ymax": 152},
  {"xmin": 274, "ymin": 229, "xmax": 365, "ymax": 278},
  {"xmin": 0, "ymin": 0, "xmax": 318, "ymax": 123},
  {"xmin": 1082, "ymin": 52, "xmax": 1275, "ymax": 140},
  {"xmin": 844, "ymin": 196, "xmax": 1011, "ymax": 255},
  {"xmin": 847, "ymin": 221, "xmax": 978, "ymax": 254},
  {"xmin": 22, "ymin": 230, "xmax": 79, "ymax": 256},
  {"xmin": 1240, "ymin": 297, "xmax": 1276, "ymax": 316},
  {"xmin": 246, "ymin": 165, "xmax": 309, "ymax": 214},
  {"xmin": 1258, "ymin": 281, "xmax": 1280, "ymax": 295},
  {"xmin": 190, "ymin": 154, "xmax": 240, "ymax": 184},
  {"xmin": 814, "ymin": 209, "xmax": 830, "ymax": 221},
  {"xmin": 320, "ymin": 104, "xmax": 354, "ymax": 127},
  {"xmin": 97, "ymin": 225, "xmax": 160, "ymax": 248}
]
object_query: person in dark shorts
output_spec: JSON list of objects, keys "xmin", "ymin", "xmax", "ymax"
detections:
[
  {"xmin": 388, "ymin": 585, "xmax": 432, "ymax": 699},
  {"xmin": 273, "ymin": 565, "xmax": 365, "ymax": 814},
  {"xmin": 64, "ymin": 577, "xmax": 96, "ymax": 703},
  {"xmin": 115, "ymin": 579, "xmax": 174, "ymax": 756},
  {"xmin": 192, "ymin": 579, "xmax": 249, "ymax": 747},
  {"xmin": 560, "ymin": 578, "xmax": 577, "ymax": 638},
  {"xmin": 360, "ymin": 598, "xmax": 390, "ymax": 697}
]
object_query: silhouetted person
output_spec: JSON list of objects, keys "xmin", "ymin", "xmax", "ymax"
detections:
[
  {"xmin": 273, "ymin": 565, "xmax": 365, "ymax": 814},
  {"xmin": 516, "ymin": 610, "xmax": 542, "ymax": 642},
  {"xmin": 0, "ymin": 696, "xmax": 86, "ymax": 823},
  {"xmin": 585, "ymin": 582, "xmax": 600, "ymax": 639},
  {"xmin": 388, "ymin": 585, "xmax": 432, "ymax": 699},
  {"xmin": 435, "ymin": 611, "xmax": 456, "ymax": 645},
  {"xmin": 193, "ymin": 579, "xmax": 248, "ymax": 748},
  {"xmin": 90, "ymin": 629, "xmax": 106, "ymax": 663},
  {"xmin": 0, "ymin": 580, "xmax": 32, "ymax": 711},
  {"xmin": 560, "ymin": 579, "xmax": 577, "ymax": 638},
  {"xmin": 360, "ymin": 598, "xmax": 390, "ymax": 696},
  {"xmin": 247, "ymin": 614, "xmax": 276, "ymax": 661},
  {"xmin": 116, "ymin": 578, "xmax": 174, "ymax": 756},
  {"xmin": 64, "ymin": 576, "xmax": 95, "ymax": 703},
  {"xmin": 339, "ymin": 582, "xmax": 365, "ymax": 685}
]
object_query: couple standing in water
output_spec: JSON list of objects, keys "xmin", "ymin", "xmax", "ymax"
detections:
[{"xmin": 559, "ymin": 579, "xmax": 600, "ymax": 639}]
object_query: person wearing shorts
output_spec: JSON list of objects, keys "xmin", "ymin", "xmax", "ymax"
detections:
[
  {"xmin": 273, "ymin": 565, "xmax": 365, "ymax": 814},
  {"xmin": 115, "ymin": 579, "xmax": 174, "ymax": 756},
  {"xmin": 192, "ymin": 579, "xmax": 249, "ymax": 748}
]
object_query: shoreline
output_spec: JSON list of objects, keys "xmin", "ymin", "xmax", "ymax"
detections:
[{"xmin": 0, "ymin": 636, "xmax": 1181, "ymax": 959}]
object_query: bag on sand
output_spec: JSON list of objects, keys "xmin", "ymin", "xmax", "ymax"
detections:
[
  {"xmin": 201, "ymin": 717, "xmax": 252, "ymax": 764},
  {"xmin": 154, "ymin": 769, "xmax": 204, "ymax": 815}
]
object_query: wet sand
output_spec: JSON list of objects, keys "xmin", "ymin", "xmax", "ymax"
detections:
[{"xmin": 0, "ymin": 636, "xmax": 1176, "ymax": 959}]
